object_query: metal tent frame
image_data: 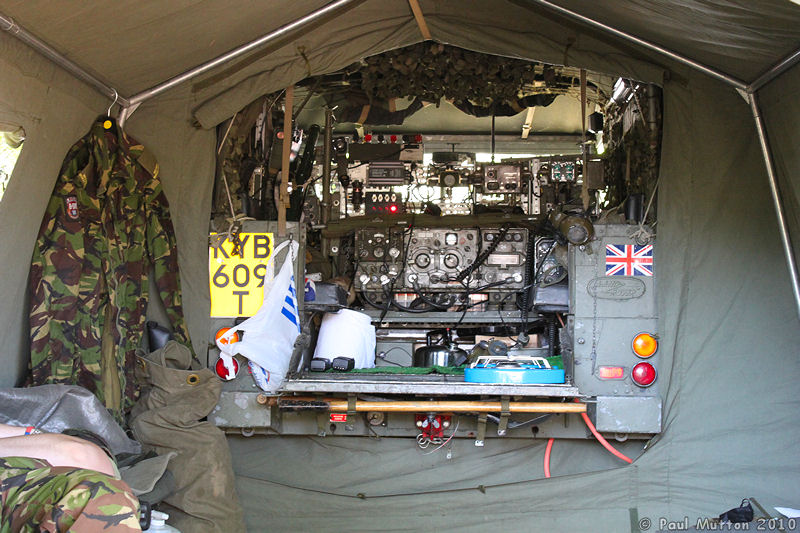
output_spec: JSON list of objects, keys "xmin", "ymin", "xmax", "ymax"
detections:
[{"xmin": 2, "ymin": 0, "xmax": 799, "ymax": 317}]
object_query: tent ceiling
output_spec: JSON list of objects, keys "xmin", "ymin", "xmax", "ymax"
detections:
[
  {"xmin": 2, "ymin": 0, "xmax": 799, "ymax": 103},
  {"xmin": 0, "ymin": 0, "xmax": 350, "ymax": 95},
  {"xmin": 532, "ymin": 0, "xmax": 800, "ymax": 83}
]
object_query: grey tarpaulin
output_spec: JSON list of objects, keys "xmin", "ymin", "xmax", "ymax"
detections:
[
  {"xmin": 1, "ymin": 1, "xmax": 800, "ymax": 531},
  {"xmin": 0, "ymin": 385, "xmax": 140, "ymax": 455}
]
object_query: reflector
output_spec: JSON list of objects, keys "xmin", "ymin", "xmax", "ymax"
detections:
[
  {"xmin": 632, "ymin": 332, "xmax": 658, "ymax": 358},
  {"xmin": 215, "ymin": 327, "xmax": 240, "ymax": 346},
  {"xmin": 598, "ymin": 366, "xmax": 625, "ymax": 379}
]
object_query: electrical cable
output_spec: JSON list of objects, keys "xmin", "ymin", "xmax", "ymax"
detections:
[
  {"xmin": 519, "ymin": 228, "xmax": 537, "ymax": 335},
  {"xmin": 359, "ymin": 289, "xmax": 386, "ymax": 310},
  {"xmin": 574, "ymin": 399, "xmax": 633, "ymax": 464},
  {"xmin": 411, "ymin": 280, "xmax": 454, "ymax": 310},
  {"xmin": 375, "ymin": 346, "xmax": 411, "ymax": 366},
  {"xmin": 378, "ymin": 220, "xmax": 415, "ymax": 322},
  {"xmin": 389, "ymin": 297, "xmax": 442, "ymax": 314},
  {"xmin": 422, "ymin": 418, "xmax": 460, "ymax": 455},
  {"xmin": 485, "ymin": 413, "xmax": 552, "ymax": 430},
  {"xmin": 547, "ymin": 317, "xmax": 557, "ymax": 357},
  {"xmin": 454, "ymin": 222, "xmax": 511, "ymax": 283},
  {"xmin": 544, "ymin": 438, "xmax": 554, "ymax": 478},
  {"xmin": 517, "ymin": 239, "xmax": 557, "ymax": 337}
]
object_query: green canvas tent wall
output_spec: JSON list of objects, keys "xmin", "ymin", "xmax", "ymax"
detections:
[{"xmin": 1, "ymin": 1, "xmax": 799, "ymax": 531}]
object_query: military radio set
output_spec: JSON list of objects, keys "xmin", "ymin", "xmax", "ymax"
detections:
[
  {"xmin": 352, "ymin": 226, "xmax": 529, "ymax": 296},
  {"xmin": 331, "ymin": 133, "xmax": 588, "ymax": 219},
  {"xmin": 209, "ymin": 82, "xmax": 663, "ymax": 444}
]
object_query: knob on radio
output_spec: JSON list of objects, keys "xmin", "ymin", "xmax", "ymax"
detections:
[
  {"xmin": 443, "ymin": 253, "xmax": 459, "ymax": 269},
  {"xmin": 414, "ymin": 253, "xmax": 431, "ymax": 268}
]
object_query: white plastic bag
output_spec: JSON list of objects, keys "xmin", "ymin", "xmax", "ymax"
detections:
[{"xmin": 216, "ymin": 240, "xmax": 301, "ymax": 392}]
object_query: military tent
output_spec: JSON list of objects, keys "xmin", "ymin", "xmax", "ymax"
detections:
[{"xmin": 1, "ymin": 1, "xmax": 799, "ymax": 531}]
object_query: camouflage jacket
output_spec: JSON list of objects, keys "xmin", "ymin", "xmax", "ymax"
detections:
[
  {"xmin": 0, "ymin": 456, "xmax": 141, "ymax": 532},
  {"xmin": 29, "ymin": 116, "xmax": 192, "ymax": 417}
]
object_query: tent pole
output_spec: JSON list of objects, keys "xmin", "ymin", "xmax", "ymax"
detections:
[
  {"xmin": 748, "ymin": 92, "xmax": 800, "ymax": 319},
  {"xmin": 749, "ymin": 47, "xmax": 800, "ymax": 93},
  {"xmin": 0, "ymin": 12, "xmax": 129, "ymax": 107},
  {"xmin": 123, "ymin": 0, "xmax": 359, "ymax": 110},
  {"xmin": 278, "ymin": 86, "xmax": 294, "ymax": 237},
  {"xmin": 522, "ymin": 0, "xmax": 748, "ymax": 91},
  {"xmin": 407, "ymin": 0, "xmax": 432, "ymax": 40}
]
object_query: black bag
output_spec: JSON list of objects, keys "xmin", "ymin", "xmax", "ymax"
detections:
[{"xmin": 719, "ymin": 499, "xmax": 754, "ymax": 523}]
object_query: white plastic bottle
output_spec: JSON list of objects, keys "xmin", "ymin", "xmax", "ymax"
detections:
[{"xmin": 143, "ymin": 510, "xmax": 181, "ymax": 532}]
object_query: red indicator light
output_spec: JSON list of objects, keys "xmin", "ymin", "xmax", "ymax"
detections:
[
  {"xmin": 631, "ymin": 362, "xmax": 657, "ymax": 387},
  {"xmin": 276, "ymin": 131, "xmax": 284, "ymax": 139},
  {"xmin": 598, "ymin": 366, "xmax": 625, "ymax": 379},
  {"xmin": 389, "ymin": 204, "xmax": 398, "ymax": 213},
  {"xmin": 364, "ymin": 134, "xmax": 372, "ymax": 142},
  {"xmin": 390, "ymin": 135, "xmax": 397, "ymax": 143},
  {"xmin": 415, "ymin": 134, "xmax": 423, "ymax": 143}
]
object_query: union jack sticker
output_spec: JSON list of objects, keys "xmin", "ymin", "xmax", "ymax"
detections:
[{"xmin": 605, "ymin": 244, "xmax": 653, "ymax": 276}]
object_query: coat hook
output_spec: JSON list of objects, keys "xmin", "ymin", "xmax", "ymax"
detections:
[{"xmin": 107, "ymin": 89, "xmax": 119, "ymax": 116}]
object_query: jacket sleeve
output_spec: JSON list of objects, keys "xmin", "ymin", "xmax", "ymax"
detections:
[
  {"xmin": 143, "ymin": 167, "xmax": 194, "ymax": 350},
  {"xmin": 28, "ymin": 136, "xmax": 94, "ymax": 386}
]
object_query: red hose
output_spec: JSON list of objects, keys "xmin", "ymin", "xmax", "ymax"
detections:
[
  {"xmin": 544, "ymin": 438, "xmax": 554, "ymax": 478},
  {"xmin": 575, "ymin": 399, "xmax": 633, "ymax": 464}
]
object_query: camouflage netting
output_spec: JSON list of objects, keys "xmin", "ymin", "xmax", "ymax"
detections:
[{"xmin": 357, "ymin": 42, "xmax": 604, "ymax": 114}]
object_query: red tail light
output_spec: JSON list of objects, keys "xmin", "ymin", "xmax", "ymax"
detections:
[
  {"xmin": 214, "ymin": 356, "xmax": 239, "ymax": 380},
  {"xmin": 631, "ymin": 362, "xmax": 657, "ymax": 387}
]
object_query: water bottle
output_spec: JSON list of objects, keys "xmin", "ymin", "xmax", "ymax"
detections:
[{"xmin": 143, "ymin": 510, "xmax": 181, "ymax": 532}]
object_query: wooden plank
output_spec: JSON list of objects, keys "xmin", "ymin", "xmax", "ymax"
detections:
[
  {"xmin": 408, "ymin": 0, "xmax": 432, "ymax": 40},
  {"xmin": 277, "ymin": 397, "xmax": 587, "ymax": 413}
]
